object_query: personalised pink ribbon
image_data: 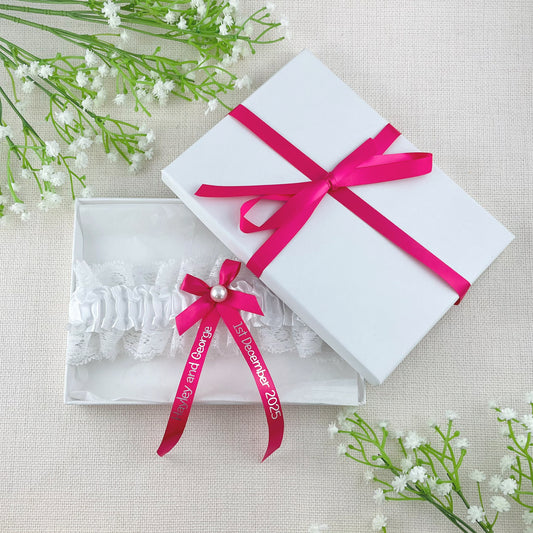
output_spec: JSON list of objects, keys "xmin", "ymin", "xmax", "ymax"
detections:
[
  {"xmin": 196, "ymin": 105, "xmax": 471, "ymax": 303},
  {"xmin": 157, "ymin": 259, "xmax": 284, "ymax": 461}
]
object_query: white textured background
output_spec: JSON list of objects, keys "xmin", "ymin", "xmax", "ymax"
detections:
[{"xmin": 0, "ymin": 1, "xmax": 532, "ymax": 532}]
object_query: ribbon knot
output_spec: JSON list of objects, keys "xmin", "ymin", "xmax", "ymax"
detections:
[
  {"xmin": 195, "ymin": 105, "xmax": 471, "ymax": 302},
  {"xmin": 325, "ymin": 172, "xmax": 341, "ymax": 192},
  {"xmin": 157, "ymin": 259, "xmax": 284, "ymax": 461}
]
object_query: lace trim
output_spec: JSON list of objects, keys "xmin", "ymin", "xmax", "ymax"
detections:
[{"xmin": 67, "ymin": 258, "xmax": 323, "ymax": 365}]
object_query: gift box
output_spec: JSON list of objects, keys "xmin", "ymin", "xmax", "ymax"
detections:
[
  {"xmin": 162, "ymin": 49, "xmax": 514, "ymax": 385},
  {"xmin": 64, "ymin": 198, "xmax": 365, "ymax": 405}
]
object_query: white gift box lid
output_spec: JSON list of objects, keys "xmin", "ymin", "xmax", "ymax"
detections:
[{"xmin": 162, "ymin": 50, "xmax": 514, "ymax": 385}]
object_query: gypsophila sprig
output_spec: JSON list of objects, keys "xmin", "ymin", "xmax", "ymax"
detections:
[
  {"xmin": 332, "ymin": 397, "xmax": 533, "ymax": 532},
  {"xmin": 0, "ymin": 0, "xmax": 285, "ymax": 223},
  {"xmin": 490, "ymin": 397, "xmax": 533, "ymax": 515}
]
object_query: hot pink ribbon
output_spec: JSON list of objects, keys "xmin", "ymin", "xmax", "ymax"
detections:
[
  {"xmin": 157, "ymin": 259, "xmax": 284, "ymax": 461},
  {"xmin": 196, "ymin": 105, "xmax": 470, "ymax": 303}
]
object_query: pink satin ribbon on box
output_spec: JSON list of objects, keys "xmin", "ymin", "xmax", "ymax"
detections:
[
  {"xmin": 157, "ymin": 259, "xmax": 284, "ymax": 461},
  {"xmin": 196, "ymin": 105, "xmax": 470, "ymax": 303}
]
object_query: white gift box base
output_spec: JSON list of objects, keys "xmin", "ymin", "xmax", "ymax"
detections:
[
  {"xmin": 64, "ymin": 199, "xmax": 365, "ymax": 405},
  {"xmin": 162, "ymin": 50, "xmax": 514, "ymax": 385}
]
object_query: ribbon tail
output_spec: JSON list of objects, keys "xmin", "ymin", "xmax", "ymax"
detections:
[
  {"xmin": 157, "ymin": 310, "xmax": 220, "ymax": 456},
  {"xmin": 218, "ymin": 306, "xmax": 284, "ymax": 461}
]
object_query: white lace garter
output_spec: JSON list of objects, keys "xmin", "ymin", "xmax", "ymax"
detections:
[{"xmin": 67, "ymin": 257, "xmax": 324, "ymax": 365}]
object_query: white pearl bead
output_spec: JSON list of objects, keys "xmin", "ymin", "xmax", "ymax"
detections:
[{"xmin": 210, "ymin": 284, "xmax": 228, "ymax": 303}]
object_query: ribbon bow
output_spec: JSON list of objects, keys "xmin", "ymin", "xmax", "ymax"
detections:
[
  {"xmin": 157, "ymin": 259, "xmax": 284, "ymax": 461},
  {"xmin": 196, "ymin": 105, "xmax": 470, "ymax": 302}
]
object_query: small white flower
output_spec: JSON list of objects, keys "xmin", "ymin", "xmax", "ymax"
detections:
[
  {"xmin": 391, "ymin": 474, "xmax": 407, "ymax": 493},
  {"xmin": 500, "ymin": 478, "xmax": 518, "ymax": 495},
  {"xmin": 408, "ymin": 466, "xmax": 428, "ymax": 484},
  {"xmin": 393, "ymin": 430, "xmax": 405, "ymax": 439},
  {"xmin": 516, "ymin": 434, "xmax": 528, "ymax": 448},
  {"xmin": 177, "ymin": 16, "xmax": 188, "ymax": 30},
  {"xmin": 76, "ymin": 72, "xmax": 89, "ymax": 88},
  {"xmin": 22, "ymin": 80, "xmax": 35, "ymax": 94},
  {"xmin": 98, "ymin": 64, "xmax": 110, "ymax": 77},
  {"xmin": 14, "ymin": 64, "xmax": 29, "ymax": 79},
  {"xmin": 75, "ymin": 152, "xmax": 89, "ymax": 169},
  {"xmin": 37, "ymin": 191, "xmax": 62, "ymax": 212},
  {"xmin": 101, "ymin": 0, "xmax": 119, "ymax": 18},
  {"xmin": 378, "ymin": 420, "xmax": 389, "ymax": 430},
  {"xmin": 219, "ymin": 23, "xmax": 229, "ymax": 35},
  {"xmin": 445, "ymin": 410, "xmax": 459, "ymax": 421},
  {"xmin": 55, "ymin": 109, "xmax": 74, "ymax": 127},
  {"xmin": 49, "ymin": 171, "xmax": 66, "ymax": 187},
  {"xmin": 454, "ymin": 437, "xmax": 470, "ymax": 450},
  {"xmin": 371, "ymin": 514, "xmax": 387, "ymax": 531},
  {"xmin": 404, "ymin": 431, "xmax": 425, "ymax": 450},
  {"xmin": 499, "ymin": 407, "xmax": 517, "ymax": 421},
  {"xmin": 526, "ymin": 391, "xmax": 533, "ymax": 404},
  {"xmin": 490, "ymin": 495, "xmax": 511, "ymax": 513},
  {"xmin": 164, "ymin": 10, "xmax": 177, "ymax": 24},
  {"xmin": 364, "ymin": 470, "xmax": 374, "ymax": 482},
  {"xmin": 0, "ymin": 125, "xmax": 13, "ymax": 140},
  {"xmin": 500, "ymin": 425, "xmax": 510, "ymax": 437},
  {"xmin": 119, "ymin": 30, "xmax": 129, "ymax": 42},
  {"xmin": 219, "ymin": 53, "xmax": 237, "ymax": 68},
  {"xmin": 522, "ymin": 414, "xmax": 533, "ymax": 433},
  {"xmin": 107, "ymin": 151, "xmax": 118, "ymax": 162},
  {"xmin": 0, "ymin": 195, "xmax": 6, "ymax": 205},
  {"xmin": 280, "ymin": 17, "xmax": 289, "ymax": 27},
  {"xmin": 143, "ymin": 129, "xmax": 155, "ymax": 145},
  {"xmin": 243, "ymin": 22, "xmax": 254, "ymax": 37},
  {"xmin": 37, "ymin": 64, "xmax": 54, "ymax": 79},
  {"xmin": 107, "ymin": 14, "xmax": 121, "ymax": 28},
  {"xmin": 9, "ymin": 202, "xmax": 25, "ymax": 215},
  {"xmin": 191, "ymin": 0, "xmax": 206, "ymax": 17},
  {"xmin": 327, "ymin": 422, "xmax": 338, "ymax": 439},
  {"xmin": 234, "ymin": 75, "xmax": 252, "ymax": 90},
  {"xmin": 20, "ymin": 211, "xmax": 31, "ymax": 222},
  {"xmin": 470, "ymin": 470, "xmax": 486, "ymax": 483},
  {"xmin": 427, "ymin": 417, "xmax": 438, "ymax": 428},
  {"xmin": 84, "ymin": 49, "xmax": 99, "ymax": 67},
  {"xmin": 205, "ymin": 99, "xmax": 219, "ymax": 115},
  {"xmin": 94, "ymin": 88, "xmax": 107, "ymax": 106},
  {"xmin": 500, "ymin": 454, "xmax": 517, "ymax": 473},
  {"xmin": 266, "ymin": 2, "xmax": 276, "ymax": 13},
  {"xmin": 488, "ymin": 400, "xmax": 500, "ymax": 409},
  {"xmin": 229, "ymin": 0, "xmax": 239, "ymax": 9},
  {"xmin": 114, "ymin": 93, "xmax": 126, "ymax": 105},
  {"xmin": 29, "ymin": 61, "xmax": 39, "ymax": 76},
  {"xmin": 80, "ymin": 186, "xmax": 93, "ymax": 198},
  {"xmin": 45, "ymin": 140, "xmax": 60, "ymax": 158},
  {"xmin": 336, "ymin": 443, "xmax": 347, "ymax": 456},
  {"xmin": 91, "ymin": 76, "xmax": 103, "ymax": 90},
  {"xmin": 467, "ymin": 506, "xmax": 485, "ymax": 524},
  {"xmin": 11, "ymin": 182, "xmax": 20, "ymax": 193},
  {"xmin": 0, "ymin": 215, "xmax": 9, "ymax": 227},
  {"xmin": 524, "ymin": 510, "xmax": 533, "ymax": 526},
  {"xmin": 38, "ymin": 165, "xmax": 54, "ymax": 181},
  {"xmin": 434, "ymin": 482, "xmax": 452, "ymax": 497},
  {"xmin": 20, "ymin": 169, "xmax": 32, "ymax": 180},
  {"xmin": 373, "ymin": 488, "xmax": 385, "ymax": 504},
  {"xmin": 400, "ymin": 456, "xmax": 413, "ymax": 473},
  {"xmin": 489, "ymin": 474, "xmax": 503, "ymax": 492},
  {"xmin": 81, "ymin": 97, "xmax": 93, "ymax": 111}
]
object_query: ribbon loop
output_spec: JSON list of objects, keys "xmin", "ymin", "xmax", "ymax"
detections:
[
  {"xmin": 195, "ymin": 105, "xmax": 470, "ymax": 303},
  {"xmin": 157, "ymin": 259, "xmax": 284, "ymax": 460}
]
